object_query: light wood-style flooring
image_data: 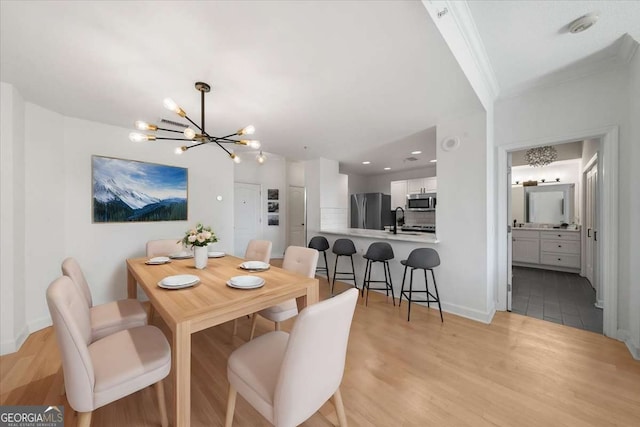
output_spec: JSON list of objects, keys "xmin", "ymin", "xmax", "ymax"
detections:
[{"xmin": 1, "ymin": 267, "xmax": 639, "ymax": 426}]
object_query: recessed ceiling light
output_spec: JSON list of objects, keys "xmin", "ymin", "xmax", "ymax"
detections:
[
  {"xmin": 362, "ymin": 161, "xmax": 371, "ymax": 165},
  {"xmin": 384, "ymin": 167, "xmax": 391, "ymax": 170},
  {"xmin": 430, "ymin": 159, "xmax": 437, "ymax": 163},
  {"xmin": 411, "ymin": 150, "xmax": 422, "ymax": 155},
  {"xmin": 568, "ymin": 13, "xmax": 599, "ymax": 33}
]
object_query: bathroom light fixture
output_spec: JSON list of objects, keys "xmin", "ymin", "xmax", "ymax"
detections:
[
  {"xmin": 411, "ymin": 150, "xmax": 422, "ymax": 155},
  {"xmin": 525, "ymin": 146, "xmax": 557, "ymax": 167},
  {"xmin": 362, "ymin": 161, "xmax": 371, "ymax": 165},
  {"xmin": 130, "ymin": 82, "xmax": 264, "ymax": 163},
  {"xmin": 430, "ymin": 159, "xmax": 437, "ymax": 163},
  {"xmin": 256, "ymin": 151, "xmax": 267, "ymax": 164},
  {"xmin": 384, "ymin": 167, "xmax": 391, "ymax": 170}
]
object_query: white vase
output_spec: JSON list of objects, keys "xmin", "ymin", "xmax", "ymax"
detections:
[{"xmin": 194, "ymin": 246, "xmax": 208, "ymax": 269}]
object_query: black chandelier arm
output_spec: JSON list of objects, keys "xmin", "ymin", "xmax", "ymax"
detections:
[
  {"xmin": 156, "ymin": 127, "xmax": 186, "ymax": 134},
  {"xmin": 154, "ymin": 137, "xmax": 193, "ymax": 141},
  {"xmin": 213, "ymin": 140, "xmax": 233, "ymax": 156},
  {"xmin": 183, "ymin": 114, "xmax": 204, "ymax": 133}
]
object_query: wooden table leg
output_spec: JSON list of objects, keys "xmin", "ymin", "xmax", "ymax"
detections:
[
  {"xmin": 296, "ymin": 278, "xmax": 320, "ymax": 311},
  {"xmin": 173, "ymin": 322, "xmax": 191, "ymax": 427},
  {"xmin": 127, "ymin": 267, "xmax": 137, "ymax": 299}
]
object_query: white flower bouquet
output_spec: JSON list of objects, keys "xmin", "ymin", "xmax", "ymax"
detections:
[{"xmin": 180, "ymin": 223, "xmax": 218, "ymax": 248}]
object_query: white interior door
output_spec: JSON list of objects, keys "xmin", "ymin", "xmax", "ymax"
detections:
[
  {"xmin": 234, "ymin": 183, "xmax": 261, "ymax": 257},
  {"xmin": 507, "ymin": 158, "xmax": 513, "ymax": 311},
  {"xmin": 288, "ymin": 186, "xmax": 305, "ymax": 247},
  {"xmin": 585, "ymin": 162, "xmax": 601, "ymax": 307}
]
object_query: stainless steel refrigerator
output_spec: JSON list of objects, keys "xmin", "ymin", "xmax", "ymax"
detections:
[{"xmin": 350, "ymin": 193, "xmax": 392, "ymax": 230}]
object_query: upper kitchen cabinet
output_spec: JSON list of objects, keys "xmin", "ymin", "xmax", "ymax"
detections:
[
  {"xmin": 407, "ymin": 177, "xmax": 437, "ymax": 194},
  {"xmin": 390, "ymin": 180, "xmax": 408, "ymax": 209}
]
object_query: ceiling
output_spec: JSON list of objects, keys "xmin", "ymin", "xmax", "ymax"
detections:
[
  {"xmin": 0, "ymin": 1, "xmax": 481, "ymax": 165},
  {"xmin": 467, "ymin": 1, "xmax": 640, "ymax": 96}
]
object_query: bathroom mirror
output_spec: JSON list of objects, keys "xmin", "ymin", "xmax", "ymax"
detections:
[{"xmin": 524, "ymin": 184, "xmax": 574, "ymax": 224}]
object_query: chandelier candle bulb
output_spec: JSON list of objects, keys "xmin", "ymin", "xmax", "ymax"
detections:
[
  {"xmin": 183, "ymin": 128, "xmax": 196, "ymax": 139},
  {"xmin": 163, "ymin": 98, "xmax": 186, "ymax": 117},
  {"xmin": 129, "ymin": 132, "xmax": 156, "ymax": 142},
  {"xmin": 237, "ymin": 125, "xmax": 255, "ymax": 136},
  {"xmin": 135, "ymin": 121, "xmax": 157, "ymax": 131}
]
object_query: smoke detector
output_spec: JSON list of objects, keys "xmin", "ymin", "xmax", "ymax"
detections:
[{"xmin": 568, "ymin": 13, "xmax": 599, "ymax": 34}]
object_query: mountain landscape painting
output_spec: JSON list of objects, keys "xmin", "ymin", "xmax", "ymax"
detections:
[{"xmin": 92, "ymin": 156, "xmax": 187, "ymax": 223}]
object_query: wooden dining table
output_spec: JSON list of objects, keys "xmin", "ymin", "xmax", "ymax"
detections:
[{"xmin": 126, "ymin": 255, "xmax": 319, "ymax": 427}]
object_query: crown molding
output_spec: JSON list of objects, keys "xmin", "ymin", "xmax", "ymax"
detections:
[{"xmin": 421, "ymin": 0, "xmax": 500, "ymax": 109}]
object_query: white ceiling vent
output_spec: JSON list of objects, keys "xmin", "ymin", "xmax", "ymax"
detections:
[
  {"xmin": 160, "ymin": 118, "xmax": 188, "ymax": 128},
  {"xmin": 568, "ymin": 13, "xmax": 599, "ymax": 34}
]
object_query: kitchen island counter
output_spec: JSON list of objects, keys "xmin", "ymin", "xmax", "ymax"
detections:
[{"xmin": 320, "ymin": 228, "xmax": 439, "ymax": 244}]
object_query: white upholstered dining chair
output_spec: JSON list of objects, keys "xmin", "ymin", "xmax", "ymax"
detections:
[
  {"xmin": 225, "ymin": 287, "xmax": 358, "ymax": 427},
  {"xmin": 244, "ymin": 239, "xmax": 273, "ymax": 263},
  {"xmin": 249, "ymin": 246, "xmax": 318, "ymax": 340},
  {"xmin": 232, "ymin": 239, "xmax": 274, "ymax": 336},
  {"xmin": 61, "ymin": 257, "xmax": 147, "ymax": 341},
  {"xmin": 146, "ymin": 239, "xmax": 184, "ymax": 257},
  {"xmin": 47, "ymin": 276, "xmax": 171, "ymax": 427}
]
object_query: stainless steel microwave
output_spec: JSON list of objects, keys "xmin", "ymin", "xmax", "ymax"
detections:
[{"xmin": 407, "ymin": 193, "xmax": 437, "ymax": 211}]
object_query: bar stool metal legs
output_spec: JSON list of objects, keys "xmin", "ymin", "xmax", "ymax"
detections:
[
  {"xmin": 332, "ymin": 254, "xmax": 357, "ymax": 295},
  {"xmin": 399, "ymin": 267, "xmax": 443, "ymax": 322},
  {"xmin": 399, "ymin": 248, "xmax": 443, "ymax": 322},
  {"xmin": 363, "ymin": 259, "xmax": 395, "ymax": 307}
]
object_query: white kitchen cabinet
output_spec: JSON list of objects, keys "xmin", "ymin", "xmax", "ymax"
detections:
[
  {"xmin": 424, "ymin": 177, "xmax": 437, "ymax": 192},
  {"xmin": 407, "ymin": 178, "xmax": 424, "ymax": 194},
  {"xmin": 390, "ymin": 180, "xmax": 408, "ymax": 210},
  {"xmin": 407, "ymin": 177, "xmax": 437, "ymax": 194},
  {"xmin": 512, "ymin": 229, "xmax": 581, "ymax": 272}
]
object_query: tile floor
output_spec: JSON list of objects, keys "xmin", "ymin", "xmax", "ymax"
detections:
[{"xmin": 511, "ymin": 266, "xmax": 603, "ymax": 334}]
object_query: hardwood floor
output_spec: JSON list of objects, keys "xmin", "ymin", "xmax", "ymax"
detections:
[{"xmin": 2, "ymin": 268, "xmax": 639, "ymax": 426}]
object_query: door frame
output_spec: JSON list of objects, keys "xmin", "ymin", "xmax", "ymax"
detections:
[
  {"xmin": 582, "ymin": 154, "xmax": 601, "ymax": 307},
  {"xmin": 496, "ymin": 125, "xmax": 618, "ymax": 338},
  {"xmin": 287, "ymin": 185, "xmax": 306, "ymax": 247}
]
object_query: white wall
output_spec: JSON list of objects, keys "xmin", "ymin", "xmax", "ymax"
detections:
[
  {"xmin": 287, "ymin": 160, "xmax": 304, "ymax": 187},
  {"xmin": 0, "ymin": 82, "xmax": 235, "ymax": 354},
  {"xmin": 235, "ymin": 152, "xmax": 287, "ymax": 256},
  {"xmin": 1, "ymin": 82, "xmax": 27, "ymax": 354},
  {"xmin": 495, "ymin": 64, "xmax": 637, "ymax": 353},
  {"xmin": 436, "ymin": 109, "xmax": 492, "ymax": 321}
]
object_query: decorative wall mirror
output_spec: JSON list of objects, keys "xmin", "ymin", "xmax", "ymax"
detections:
[{"xmin": 524, "ymin": 184, "xmax": 574, "ymax": 224}]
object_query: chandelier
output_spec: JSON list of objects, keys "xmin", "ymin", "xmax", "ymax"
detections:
[
  {"xmin": 524, "ymin": 146, "xmax": 557, "ymax": 167},
  {"xmin": 129, "ymin": 82, "xmax": 263, "ymax": 163}
]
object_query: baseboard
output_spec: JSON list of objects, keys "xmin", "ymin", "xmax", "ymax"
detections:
[
  {"xmin": 439, "ymin": 301, "xmax": 496, "ymax": 324},
  {"xmin": 0, "ymin": 324, "xmax": 29, "ymax": 356},
  {"xmin": 618, "ymin": 329, "xmax": 640, "ymax": 360}
]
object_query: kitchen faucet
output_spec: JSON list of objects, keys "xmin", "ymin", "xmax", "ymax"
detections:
[{"xmin": 393, "ymin": 207, "xmax": 405, "ymax": 234}]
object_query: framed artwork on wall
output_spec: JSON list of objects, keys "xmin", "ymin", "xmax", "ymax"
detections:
[
  {"xmin": 92, "ymin": 155, "xmax": 188, "ymax": 223},
  {"xmin": 267, "ymin": 189, "xmax": 279, "ymax": 200},
  {"xmin": 268, "ymin": 201, "xmax": 279, "ymax": 213},
  {"xmin": 268, "ymin": 215, "xmax": 279, "ymax": 226}
]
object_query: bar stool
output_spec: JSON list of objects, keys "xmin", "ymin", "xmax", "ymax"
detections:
[
  {"xmin": 308, "ymin": 236, "xmax": 331, "ymax": 287},
  {"xmin": 331, "ymin": 238, "xmax": 357, "ymax": 295},
  {"xmin": 362, "ymin": 242, "xmax": 395, "ymax": 306},
  {"xmin": 399, "ymin": 248, "xmax": 443, "ymax": 322}
]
